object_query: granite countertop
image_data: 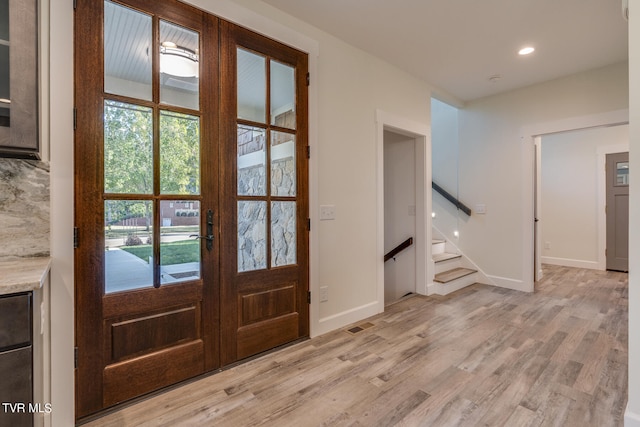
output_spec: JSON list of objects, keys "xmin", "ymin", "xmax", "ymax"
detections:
[{"xmin": 0, "ymin": 257, "xmax": 51, "ymax": 295}]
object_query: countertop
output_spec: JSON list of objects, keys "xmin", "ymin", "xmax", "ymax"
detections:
[{"xmin": 0, "ymin": 257, "xmax": 51, "ymax": 295}]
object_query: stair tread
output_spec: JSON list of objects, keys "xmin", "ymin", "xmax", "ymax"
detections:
[
  {"xmin": 434, "ymin": 267, "xmax": 477, "ymax": 283},
  {"xmin": 433, "ymin": 252, "xmax": 461, "ymax": 263},
  {"xmin": 432, "ymin": 239, "xmax": 445, "ymax": 244}
]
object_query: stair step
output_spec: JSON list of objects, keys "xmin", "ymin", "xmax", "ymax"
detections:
[
  {"xmin": 433, "ymin": 252, "xmax": 461, "ymax": 263},
  {"xmin": 434, "ymin": 267, "xmax": 477, "ymax": 284},
  {"xmin": 432, "ymin": 239, "xmax": 445, "ymax": 245}
]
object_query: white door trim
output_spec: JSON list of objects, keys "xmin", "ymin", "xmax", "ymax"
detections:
[{"xmin": 376, "ymin": 110, "xmax": 431, "ymax": 312}]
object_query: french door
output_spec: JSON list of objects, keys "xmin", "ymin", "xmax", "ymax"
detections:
[{"xmin": 74, "ymin": 0, "xmax": 308, "ymax": 419}]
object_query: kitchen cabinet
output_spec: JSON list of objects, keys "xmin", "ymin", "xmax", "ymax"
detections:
[{"xmin": 0, "ymin": 292, "xmax": 33, "ymax": 427}]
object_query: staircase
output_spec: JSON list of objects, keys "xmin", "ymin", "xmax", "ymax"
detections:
[{"xmin": 431, "ymin": 237, "xmax": 481, "ymax": 295}]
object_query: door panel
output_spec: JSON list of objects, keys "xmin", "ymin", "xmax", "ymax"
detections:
[
  {"xmin": 75, "ymin": 0, "xmax": 218, "ymax": 418},
  {"xmin": 220, "ymin": 22, "xmax": 309, "ymax": 366},
  {"xmin": 606, "ymin": 152, "xmax": 629, "ymax": 272}
]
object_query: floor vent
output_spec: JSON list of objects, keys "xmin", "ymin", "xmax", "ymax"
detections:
[{"xmin": 346, "ymin": 322, "xmax": 374, "ymax": 334}]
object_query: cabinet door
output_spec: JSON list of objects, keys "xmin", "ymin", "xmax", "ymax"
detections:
[
  {"xmin": 0, "ymin": 293, "xmax": 31, "ymax": 349},
  {"xmin": 0, "ymin": 0, "xmax": 39, "ymax": 159},
  {"xmin": 0, "ymin": 346, "xmax": 33, "ymax": 427}
]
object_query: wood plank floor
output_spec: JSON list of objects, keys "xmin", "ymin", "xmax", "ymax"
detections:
[{"xmin": 83, "ymin": 265, "xmax": 628, "ymax": 426}]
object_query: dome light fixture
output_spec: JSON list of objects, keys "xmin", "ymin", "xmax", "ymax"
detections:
[
  {"xmin": 160, "ymin": 41, "xmax": 199, "ymax": 78},
  {"xmin": 518, "ymin": 46, "xmax": 535, "ymax": 56}
]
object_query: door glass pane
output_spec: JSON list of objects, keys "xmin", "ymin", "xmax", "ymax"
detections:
[
  {"xmin": 160, "ymin": 110, "xmax": 200, "ymax": 195},
  {"xmin": 270, "ymin": 60, "xmax": 295, "ymax": 129},
  {"xmin": 160, "ymin": 20, "xmax": 199, "ymax": 110},
  {"xmin": 160, "ymin": 200, "xmax": 201, "ymax": 284},
  {"xmin": 104, "ymin": 1, "xmax": 152, "ymax": 101},
  {"xmin": 271, "ymin": 131, "xmax": 296, "ymax": 197},
  {"xmin": 104, "ymin": 100, "xmax": 153, "ymax": 194},
  {"xmin": 616, "ymin": 161, "xmax": 629, "ymax": 185},
  {"xmin": 238, "ymin": 201, "xmax": 266, "ymax": 272},
  {"xmin": 105, "ymin": 200, "xmax": 153, "ymax": 294},
  {"xmin": 237, "ymin": 48, "xmax": 266, "ymax": 123},
  {"xmin": 237, "ymin": 124, "xmax": 266, "ymax": 196},
  {"xmin": 271, "ymin": 201, "xmax": 296, "ymax": 267}
]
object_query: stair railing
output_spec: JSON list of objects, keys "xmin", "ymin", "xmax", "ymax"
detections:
[
  {"xmin": 384, "ymin": 237, "xmax": 414, "ymax": 262},
  {"xmin": 432, "ymin": 182, "xmax": 472, "ymax": 216}
]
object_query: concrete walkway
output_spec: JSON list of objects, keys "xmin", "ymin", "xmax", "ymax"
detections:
[{"xmin": 105, "ymin": 248, "xmax": 200, "ymax": 293}]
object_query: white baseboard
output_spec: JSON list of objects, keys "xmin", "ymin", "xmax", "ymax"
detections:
[
  {"xmin": 314, "ymin": 301, "xmax": 381, "ymax": 337},
  {"xmin": 487, "ymin": 275, "xmax": 533, "ymax": 292},
  {"xmin": 625, "ymin": 404, "xmax": 640, "ymax": 427},
  {"xmin": 541, "ymin": 256, "xmax": 603, "ymax": 270}
]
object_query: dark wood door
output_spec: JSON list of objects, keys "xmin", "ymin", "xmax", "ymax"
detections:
[
  {"xmin": 75, "ymin": 0, "xmax": 219, "ymax": 418},
  {"xmin": 606, "ymin": 152, "xmax": 629, "ymax": 272},
  {"xmin": 75, "ymin": 0, "xmax": 309, "ymax": 420},
  {"xmin": 219, "ymin": 22, "xmax": 309, "ymax": 364}
]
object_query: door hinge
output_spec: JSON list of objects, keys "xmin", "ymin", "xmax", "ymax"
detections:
[
  {"xmin": 306, "ymin": 72, "xmax": 310, "ymax": 86},
  {"xmin": 307, "ymin": 291, "xmax": 311, "ymax": 304},
  {"xmin": 73, "ymin": 107, "xmax": 77, "ymax": 130},
  {"xmin": 74, "ymin": 347, "xmax": 78, "ymax": 369},
  {"xmin": 73, "ymin": 0, "xmax": 77, "ymax": 10},
  {"xmin": 73, "ymin": 227, "xmax": 79, "ymax": 249},
  {"xmin": 306, "ymin": 145, "xmax": 311, "ymax": 159},
  {"xmin": 307, "ymin": 218, "xmax": 311, "ymax": 231}
]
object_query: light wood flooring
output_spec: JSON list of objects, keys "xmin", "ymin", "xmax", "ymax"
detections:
[{"xmin": 83, "ymin": 265, "xmax": 628, "ymax": 426}]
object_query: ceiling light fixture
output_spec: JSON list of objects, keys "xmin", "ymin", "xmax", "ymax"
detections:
[
  {"xmin": 518, "ymin": 46, "xmax": 535, "ymax": 56},
  {"xmin": 160, "ymin": 42, "xmax": 199, "ymax": 78}
]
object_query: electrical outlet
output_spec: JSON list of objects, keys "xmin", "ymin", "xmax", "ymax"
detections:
[
  {"xmin": 320, "ymin": 205, "xmax": 336, "ymax": 220},
  {"xmin": 544, "ymin": 242, "xmax": 551, "ymax": 249},
  {"xmin": 320, "ymin": 286, "xmax": 329, "ymax": 302}
]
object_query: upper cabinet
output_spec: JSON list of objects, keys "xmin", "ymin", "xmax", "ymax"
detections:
[{"xmin": 0, "ymin": 0, "xmax": 38, "ymax": 159}]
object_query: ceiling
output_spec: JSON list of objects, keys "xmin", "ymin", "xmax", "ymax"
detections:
[{"xmin": 259, "ymin": 0, "xmax": 629, "ymax": 102}]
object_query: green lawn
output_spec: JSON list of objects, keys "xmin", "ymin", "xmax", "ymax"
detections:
[{"xmin": 121, "ymin": 240, "xmax": 200, "ymax": 264}]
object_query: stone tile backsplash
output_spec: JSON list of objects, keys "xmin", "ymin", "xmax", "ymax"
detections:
[{"xmin": 0, "ymin": 159, "xmax": 50, "ymax": 259}]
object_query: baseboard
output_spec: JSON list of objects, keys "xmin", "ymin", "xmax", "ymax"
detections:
[
  {"xmin": 315, "ymin": 301, "xmax": 381, "ymax": 336},
  {"xmin": 625, "ymin": 404, "xmax": 640, "ymax": 427},
  {"xmin": 541, "ymin": 256, "xmax": 603, "ymax": 270},
  {"xmin": 487, "ymin": 275, "xmax": 533, "ymax": 293}
]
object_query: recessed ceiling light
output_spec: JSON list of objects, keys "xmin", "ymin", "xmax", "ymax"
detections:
[{"xmin": 518, "ymin": 47, "xmax": 535, "ymax": 56}]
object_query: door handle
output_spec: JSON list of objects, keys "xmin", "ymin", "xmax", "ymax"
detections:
[
  {"xmin": 190, "ymin": 209, "xmax": 214, "ymax": 251},
  {"xmin": 190, "ymin": 234, "xmax": 214, "ymax": 241}
]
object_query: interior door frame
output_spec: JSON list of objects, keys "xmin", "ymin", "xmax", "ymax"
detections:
[
  {"xmin": 375, "ymin": 110, "xmax": 430, "ymax": 312},
  {"xmin": 521, "ymin": 109, "xmax": 629, "ymax": 291}
]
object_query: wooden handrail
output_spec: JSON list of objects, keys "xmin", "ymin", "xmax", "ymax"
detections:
[
  {"xmin": 384, "ymin": 237, "xmax": 414, "ymax": 262},
  {"xmin": 432, "ymin": 182, "xmax": 472, "ymax": 216}
]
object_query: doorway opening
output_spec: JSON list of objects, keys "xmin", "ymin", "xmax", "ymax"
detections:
[
  {"xmin": 523, "ymin": 110, "xmax": 629, "ymax": 288},
  {"xmin": 376, "ymin": 110, "xmax": 430, "ymax": 310},
  {"xmin": 383, "ymin": 130, "xmax": 417, "ymax": 305}
]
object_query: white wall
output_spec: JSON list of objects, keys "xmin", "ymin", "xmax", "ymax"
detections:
[
  {"xmin": 626, "ymin": 1, "xmax": 640, "ymax": 425},
  {"xmin": 383, "ymin": 131, "xmax": 416, "ymax": 303},
  {"xmin": 540, "ymin": 125, "xmax": 629, "ymax": 270},
  {"xmin": 457, "ymin": 62, "xmax": 629, "ymax": 290}
]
